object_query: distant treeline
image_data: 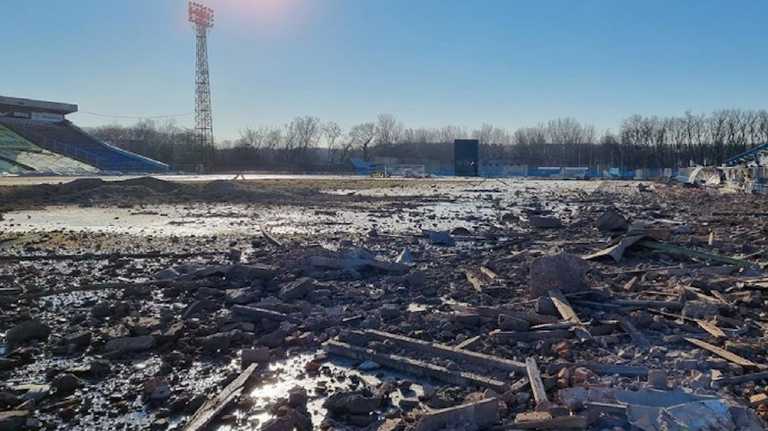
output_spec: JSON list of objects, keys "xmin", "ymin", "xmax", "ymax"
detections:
[{"xmin": 88, "ymin": 109, "xmax": 768, "ymax": 172}]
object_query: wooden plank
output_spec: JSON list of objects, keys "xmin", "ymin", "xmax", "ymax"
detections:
[
  {"xmin": 548, "ymin": 289, "xmax": 591, "ymax": 341},
  {"xmin": 613, "ymin": 299, "xmax": 683, "ymax": 310},
  {"xmin": 184, "ymin": 363, "xmax": 258, "ymax": 431},
  {"xmin": 414, "ymin": 398, "xmax": 498, "ymax": 431},
  {"xmin": 712, "ymin": 370, "xmax": 768, "ymax": 387},
  {"xmin": 547, "ymin": 362, "xmax": 649, "ymax": 377},
  {"xmin": 260, "ymin": 226, "xmax": 283, "ymax": 247},
  {"xmin": 509, "ymin": 377, "xmax": 531, "ymax": 392},
  {"xmin": 548, "ymin": 289, "xmax": 580, "ymax": 324},
  {"xmin": 359, "ymin": 330, "xmax": 526, "ymax": 372},
  {"xmin": 514, "ymin": 412, "xmax": 587, "ymax": 429},
  {"xmin": 637, "ymin": 240, "xmax": 753, "ymax": 268},
  {"xmin": 324, "ymin": 340, "xmax": 508, "ymax": 392},
  {"xmin": 749, "ymin": 393, "xmax": 768, "ymax": 407},
  {"xmin": 454, "ymin": 335, "xmax": 482, "ymax": 351},
  {"xmin": 525, "ymin": 357, "xmax": 549, "ymax": 409},
  {"xmin": 464, "ymin": 270, "xmax": 484, "ymax": 292},
  {"xmin": 684, "ymin": 286, "xmax": 726, "ymax": 305},
  {"xmin": 623, "ymin": 276, "xmax": 639, "ymax": 292},
  {"xmin": 695, "ymin": 320, "xmax": 726, "ymax": 339},
  {"xmin": 479, "ymin": 266, "xmax": 498, "ymax": 280},
  {"xmin": 684, "ymin": 337, "xmax": 764, "ymax": 369},
  {"xmin": 601, "ymin": 264, "xmax": 703, "ymax": 276},
  {"xmin": 450, "ymin": 305, "xmax": 559, "ymax": 324}
]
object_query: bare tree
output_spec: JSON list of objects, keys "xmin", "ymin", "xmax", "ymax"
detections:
[
  {"xmin": 238, "ymin": 127, "xmax": 268, "ymax": 150},
  {"xmin": 284, "ymin": 116, "xmax": 321, "ymax": 162},
  {"xmin": 375, "ymin": 114, "xmax": 403, "ymax": 146},
  {"xmin": 349, "ymin": 122, "xmax": 376, "ymax": 161},
  {"xmin": 322, "ymin": 121, "xmax": 343, "ymax": 162},
  {"xmin": 437, "ymin": 126, "xmax": 465, "ymax": 143}
]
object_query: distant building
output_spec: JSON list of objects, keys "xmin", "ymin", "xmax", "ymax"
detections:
[{"xmin": 454, "ymin": 139, "xmax": 479, "ymax": 177}]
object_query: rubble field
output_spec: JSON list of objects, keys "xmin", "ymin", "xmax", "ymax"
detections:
[{"xmin": 2, "ymin": 175, "xmax": 768, "ymax": 430}]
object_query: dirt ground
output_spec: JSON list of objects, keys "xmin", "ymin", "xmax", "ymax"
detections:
[{"xmin": 2, "ymin": 175, "xmax": 768, "ymax": 430}]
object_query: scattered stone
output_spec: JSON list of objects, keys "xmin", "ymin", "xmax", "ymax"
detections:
[
  {"xmin": 104, "ymin": 335, "xmax": 155, "ymax": 354},
  {"xmin": 324, "ymin": 391, "xmax": 382, "ymax": 416},
  {"xmin": 64, "ymin": 330, "xmax": 92, "ymax": 352},
  {"xmin": 143, "ymin": 378, "xmax": 171, "ymax": 403},
  {"xmin": 51, "ymin": 373, "xmax": 84, "ymax": 395},
  {"xmin": 597, "ymin": 208, "xmax": 629, "ymax": 232},
  {"xmin": 5, "ymin": 320, "xmax": 50, "ymax": 347},
  {"xmin": 225, "ymin": 288, "xmax": 258, "ymax": 305}
]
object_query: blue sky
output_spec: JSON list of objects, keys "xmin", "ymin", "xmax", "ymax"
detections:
[{"xmin": 4, "ymin": 0, "xmax": 768, "ymax": 140}]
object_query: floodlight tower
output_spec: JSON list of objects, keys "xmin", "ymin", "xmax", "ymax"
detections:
[{"xmin": 188, "ymin": 2, "xmax": 215, "ymax": 151}]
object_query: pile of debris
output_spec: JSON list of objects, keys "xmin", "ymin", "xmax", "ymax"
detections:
[{"xmin": 2, "ymin": 178, "xmax": 768, "ymax": 430}]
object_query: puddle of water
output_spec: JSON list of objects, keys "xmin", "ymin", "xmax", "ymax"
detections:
[{"xmin": 234, "ymin": 351, "xmax": 432, "ymax": 430}]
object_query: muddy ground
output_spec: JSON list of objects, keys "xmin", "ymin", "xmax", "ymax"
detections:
[{"xmin": 2, "ymin": 176, "xmax": 768, "ymax": 430}]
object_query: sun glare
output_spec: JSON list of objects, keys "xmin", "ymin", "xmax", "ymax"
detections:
[{"xmin": 207, "ymin": 0, "xmax": 309, "ymax": 35}]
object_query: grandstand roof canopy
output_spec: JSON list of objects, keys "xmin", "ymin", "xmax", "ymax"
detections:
[{"xmin": 0, "ymin": 96, "xmax": 77, "ymax": 115}]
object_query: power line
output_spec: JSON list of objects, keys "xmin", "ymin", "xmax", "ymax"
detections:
[{"xmin": 78, "ymin": 111, "xmax": 194, "ymax": 120}]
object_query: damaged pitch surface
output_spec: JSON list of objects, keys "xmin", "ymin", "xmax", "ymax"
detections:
[
  {"xmin": 3, "ymin": 176, "xmax": 768, "ymax": 430},
  {"xmin": 0, "ymin": 177, "xmax": 607, "ymax": 237}
]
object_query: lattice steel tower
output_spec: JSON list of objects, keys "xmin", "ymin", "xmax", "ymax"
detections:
[{"xmin": 188, "ymin": 2, "xmax": 215, "ymax": 149}]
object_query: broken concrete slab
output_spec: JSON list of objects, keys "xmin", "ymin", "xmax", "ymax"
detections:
[
  {"xmin": 104, "ymin": 335, "xmax": 155, "ymax": 354},
  {"xmin": 5, "ymin": 319, "xmax": 50, "ymax": 347},
  {"xmin": 323, "ymin": 340, "xmax": 509, "ymax": 392},
  {"xmin": 529, "ymin": 253, "xmax": 589, "ymax": 297},
  {"xmin": 414, "ymin": 398, "xmax": 498, "ymax": 431},
  {"xmin": 324, "ymin": 391, "xmax": 382, "ymax": 416}
]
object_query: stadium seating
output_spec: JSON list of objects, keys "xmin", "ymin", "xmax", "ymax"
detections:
[{"xmin": 0, "ymin": 117, "xmax": 168, "ymax": 173}]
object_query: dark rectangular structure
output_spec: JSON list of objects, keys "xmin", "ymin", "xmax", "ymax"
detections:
[{"xmin": 454, "ymin": 139, "xmax": 479, "ymax": 176}]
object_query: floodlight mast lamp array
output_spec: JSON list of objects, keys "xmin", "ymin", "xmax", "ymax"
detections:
[{"xmin": 188, "ymin": 2, "xmax": 215, "ymax": 157}]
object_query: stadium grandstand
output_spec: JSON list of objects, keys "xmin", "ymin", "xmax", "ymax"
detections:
[{"xmin": 0, "ymin": 96, "xmax": 168, "ymax": 175}]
